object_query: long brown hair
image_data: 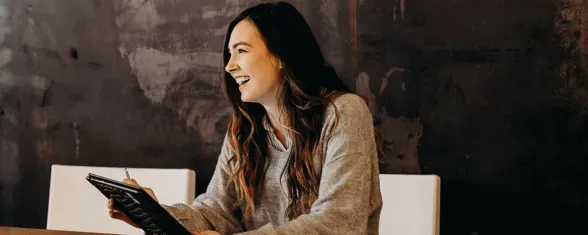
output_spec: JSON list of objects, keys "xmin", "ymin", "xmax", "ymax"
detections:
[{"xmin": 220, "ymin": 2, "xmax": 383, "ymax": 221}]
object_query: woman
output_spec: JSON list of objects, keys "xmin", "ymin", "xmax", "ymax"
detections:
[{"xmin": 108, "ymin": 2, "xmax": 382, "ymax": 234}]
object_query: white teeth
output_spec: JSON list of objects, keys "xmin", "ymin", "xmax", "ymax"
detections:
[{"xmin": 236, "ymin": 76, "xmax": 251, "ymax": 86}]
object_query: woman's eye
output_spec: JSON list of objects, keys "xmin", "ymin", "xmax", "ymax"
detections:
[{"xmin": 237, "ymin": 49, "xmax": 247, "ymax": 54}]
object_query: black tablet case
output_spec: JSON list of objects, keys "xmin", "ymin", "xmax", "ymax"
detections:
[{"xmin": 86, "ymin": 173, "xmax": 191, "ymax": 235}]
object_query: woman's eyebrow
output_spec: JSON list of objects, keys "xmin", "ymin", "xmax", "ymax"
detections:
[{"xmin": 229, "ymin": 41, "xmax": 252, "ymax": 50}]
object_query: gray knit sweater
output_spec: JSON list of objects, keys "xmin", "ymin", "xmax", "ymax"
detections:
[{"xmin": 163, "ymin": 94, "xmax": 382, "ymax": 235}]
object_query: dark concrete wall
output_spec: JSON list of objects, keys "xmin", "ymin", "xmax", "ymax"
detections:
[
  {"xmin": 1, "ymin": 0, "xmax": 587, "ymax": 234},
  {"xmin": 359, "ymin": 0, "xmax": 588, "ymax": 233}
]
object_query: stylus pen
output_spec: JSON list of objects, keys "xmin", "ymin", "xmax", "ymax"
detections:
[{"xmin": 124, "ymin": 168, "xmax": 131, "ymax": 180}]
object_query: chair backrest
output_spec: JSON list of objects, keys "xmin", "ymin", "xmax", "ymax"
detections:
[
  {"xmin": 47, "ymin": 164, "xmax": 196, "ymax": 235},
  {"xmin": 379, "ymin": 174, "xmax": 441, "ymax": 235}
]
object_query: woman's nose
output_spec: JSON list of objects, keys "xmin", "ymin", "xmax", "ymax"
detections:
[{"xmin": 225, "ymin": 56, "xmax": 238, "ymax": 73}]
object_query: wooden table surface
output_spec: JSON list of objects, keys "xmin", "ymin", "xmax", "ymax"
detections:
[{"xmin": 0, "ymin": 226, "xmax": 115, "ymax": 235}]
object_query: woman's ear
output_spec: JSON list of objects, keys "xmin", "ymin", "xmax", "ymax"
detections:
[{"xmin": 279, "ymin": 60, "xmax": 284, "ymax": 69}]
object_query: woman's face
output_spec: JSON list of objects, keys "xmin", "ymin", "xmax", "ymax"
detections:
[{"xmin": 225, "ymin": 19, "xmax": 282, "ymax": 105}]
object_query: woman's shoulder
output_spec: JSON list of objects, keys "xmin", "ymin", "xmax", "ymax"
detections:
[
  {"xmin": 319, "ymin": 92, "xmax": 375, "ymax": 145},
  {"xmin": 325, "ymin": 93, "xmax": 370, "ymax": 114},
  {"xmin": 323, "ymin": 92, "xmax": 372, "ymax": 121}
]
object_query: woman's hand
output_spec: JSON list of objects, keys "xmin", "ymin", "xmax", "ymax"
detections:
[
  {"xmin": 192, "ymin": 231, "xmax": 221, "ymax": 235},
  {"xmin": 124, "ymin": 178, "xmax": 158, "ymax": 202},
  {"xmin": 106, "ymin": 178, "xmax": 159, "ymax": 228}
]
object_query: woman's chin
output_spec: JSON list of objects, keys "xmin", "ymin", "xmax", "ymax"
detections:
[{"xmin": 240, "ymin": 93, "xmax": 255, "ymax": 103}]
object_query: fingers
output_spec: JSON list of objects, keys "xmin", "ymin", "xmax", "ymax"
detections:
[
  {"xmin": 109, "ymin": 208, "xmax": 122, "ymax": 219},
  {"xmin": 123, "ymin": 178, "xmax": 138, "ymax": 185},
  {"xmin": 143, "ymin": 187, "xmax": 154, "ymax": 194},
  {"xmin": 106, "ymin": 199, "xmax": 140, "ymax": 228},
  {"xmin": 108, "ymin": 199, "xmax": 120, "ymax": 219},
  {"xmin": 120, "ymin": 179, "xmax": 158, "ymax": 202}
]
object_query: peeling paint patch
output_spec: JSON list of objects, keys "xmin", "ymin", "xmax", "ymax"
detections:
[
  {"xmin": 0, "ymin": 70, "xmax": 15, "ymax": 93},
  {"xmin": 126, "ymin": 47, "xmax": 222, "ymax": 103},
  {"xmin": 202, "ymin": 5, "xmax": 240, "ymax": 20},
  {"xmin": 355, "ymin": 69, "xmax": 421, "ymax": 173},
  {"xmin": 0, "ymin": 48, "xmax": 12, "ymax": 68},
  {"xmin": 30, "ymin": 107, "xmax": 60, "ymax": 130},
  {"xmin": 114, "ymin": 0, "xmax": 233, "ymax": 142},
  {"xmin": 556, "ymin": 0, "xmax": 588, "ymax": 56},
  {"xmin": 0, "ymin": 0, "xmax": 20, "ymax": 186},
  {"xmin": 0, "ymin": 102, "xmax": 17, "ymax": 126},
  {"xmin": 115, "ymin": 0, "xmax": 165, "ymax": 31},
  {"xmin": 393, "ymin": 0, "xmax": 406, "ymax": 22},
  {"xmin": 179, "ymin": 15, "xmax": 190, "ymax": 24},
  {"xmin": 30, "ymin": 74, "xmax": 51, "ymax": 90},
  {"xmin": 161, "ymin": 68, "xmax": 231, "ymax": 143},
  {"xmin": 179, "ymin": 99, "xmax": 232, "ymax": 144},
  {"xmin": 0, "ymin": 3, "xmax": 11, "ymax": 43},
  {"xmin": 356, "ymin": 72, "xmax": 378, "ymax": 113},
  {"xmin": 35, "ymin": 138, "xmax": 52, "ymax": 163},
  {"xmin": 0, "ymin": 1, "xmax": 14, "ymax": 94},
  {"xmin": 379, "ymin": 116, "xmax": 422, "ymax": 173},
  {"xmin": 555, "ymin": 0, "xmax": 588, "ymax": 114}
]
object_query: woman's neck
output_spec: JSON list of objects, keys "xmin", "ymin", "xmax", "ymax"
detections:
[
  {"xmin": 264, "ymin": 105, "xmax": 283, "ymax": 130},
  {"xmin": 263, "ymin": 103, "xmax": 288, "ymax": 147}
]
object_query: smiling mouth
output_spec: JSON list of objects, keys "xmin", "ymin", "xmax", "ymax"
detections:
[{"xmin": 236, "ymin": 76, "xmax": 251, "ymax": 86}]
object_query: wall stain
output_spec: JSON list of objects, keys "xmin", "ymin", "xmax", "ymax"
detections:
[{"xmin": 355, "ymin": 67, "xmax": 422, "ymax": 173}]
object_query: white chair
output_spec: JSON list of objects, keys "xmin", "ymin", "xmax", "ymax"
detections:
[
  {"xmin": 379, "ymin": 174, "xmax": 441, "ymax": 235},
  {"xmin": 46, "ymin": 164, "xmax": 196, "ymax": 235}
]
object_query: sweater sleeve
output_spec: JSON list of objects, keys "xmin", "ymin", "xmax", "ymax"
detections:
[
  {"xmin": 162, "ymin": 134, "xmax": 245, "ymax": 234},
  {"xmin": 236, "ymin": 94, "xmax": 379, "ymax": 235}
]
